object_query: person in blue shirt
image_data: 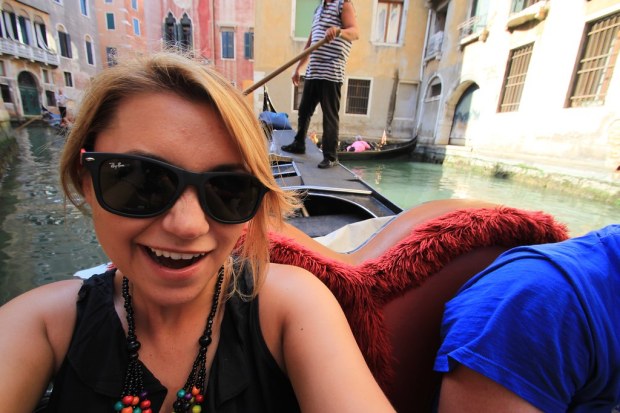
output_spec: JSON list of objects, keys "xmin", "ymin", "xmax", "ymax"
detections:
[{"xmin": 434, "ymin": 224, "xmax": 620, "ymax": 413}]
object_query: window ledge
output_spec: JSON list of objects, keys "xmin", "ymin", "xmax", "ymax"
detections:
[
  {"xmin": 459, "ymin": 28, "xmax": 489, "ymax": 48},
  {"xmin": 507, "ymin": 1, "xmax": 549, "ymax": 30}
]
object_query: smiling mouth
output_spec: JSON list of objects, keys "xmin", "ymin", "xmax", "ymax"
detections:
[{"xmin": 145, "ymin": 247, "xmax": 206, "ymax": 269}]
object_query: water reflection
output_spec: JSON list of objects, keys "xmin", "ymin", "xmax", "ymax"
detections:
[
  {"xmin": 0, "ymin": 125, "xmax": 107, "ymax": 305},
  {"xmin": 344, "ymin": 159, "xmax": 620, "ymax": 238}
]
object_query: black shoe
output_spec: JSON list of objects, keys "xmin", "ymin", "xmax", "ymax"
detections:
[
  {"xmin": 317, "ymin": 159, "xmax": 337, "ymax": 169},
  {"xmin": 281, "ymin": 142, "xmax": 305, "ymax": 154}
]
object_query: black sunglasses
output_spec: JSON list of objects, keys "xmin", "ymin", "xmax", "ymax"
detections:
[{"xmin": 81, "ymin": 151, "xmax": 268, "ymax": 224}]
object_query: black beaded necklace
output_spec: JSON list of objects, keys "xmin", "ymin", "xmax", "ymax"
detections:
[{"xmin": 114, "ymin": 268, "xmax": 225, "ymax": 413}]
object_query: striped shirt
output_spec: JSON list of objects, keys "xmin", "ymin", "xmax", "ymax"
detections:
[{"xmin": 305, "ymin": 0, "xmax": 352, "ymax": 83}]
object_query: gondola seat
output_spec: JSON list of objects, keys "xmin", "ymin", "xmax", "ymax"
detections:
[{"xmin": 267, "ymin": 199, "xmax": 569, "ymax": 412}]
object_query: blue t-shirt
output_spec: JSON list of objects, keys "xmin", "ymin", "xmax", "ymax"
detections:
[{"xmin": 434, "ymin": 225, "xmax": 620, "ymax": 413}]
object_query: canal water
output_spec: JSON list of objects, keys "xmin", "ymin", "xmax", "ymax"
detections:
[{"xmin": 0, "ymin": 125, "xmax": 619, "ymax": 305}]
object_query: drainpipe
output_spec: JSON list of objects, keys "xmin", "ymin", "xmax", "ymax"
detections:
[
  {"xmin": 211, "ymin": 0, "xmax": 216, "ymax": 62},
  {"xmin": 415, "ymin": 9, "xmax": 432, "ymax": 135}
]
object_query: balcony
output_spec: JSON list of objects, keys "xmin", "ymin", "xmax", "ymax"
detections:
[
  {"xmin": 458, "ymin": 14, "xmax": 489, "ymax": 47},
  {"xmin": 0, "ymin": 38, "xmax": 60, "ymax": 67},
  {"xmin": 507, "ymin": 1, "xmax": 549, "ymax": 31}
]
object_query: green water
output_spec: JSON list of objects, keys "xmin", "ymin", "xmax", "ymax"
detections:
[
  {"xmin": 0, "ymin": 126, "xmax": 618, "ymax": 304},
  {"xmin": 342, "ymin": 159, "xmax": 619, "ymax": 238}
]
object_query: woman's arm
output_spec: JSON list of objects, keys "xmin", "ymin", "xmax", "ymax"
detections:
[
  {"xmin": 261, "ymin": 263, "xmax": 395, "ymax": 412},
  {"xmin": 0, "ymin": 279, "xmax": 82, "ymax": 412}
]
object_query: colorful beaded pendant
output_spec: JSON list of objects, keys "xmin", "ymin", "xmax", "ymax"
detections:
[{"xmin": 114, "ymin": 269, "xmax": 224, "ymax": 413}]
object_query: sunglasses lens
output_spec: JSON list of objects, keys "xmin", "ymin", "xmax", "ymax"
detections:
[
  {"xmin": 98, "ymin": 158, "xmax": 178, "ymax": 215},
  {"xmin": 205, "ymin": 175, "xmax": 263, "ymax": 223}
]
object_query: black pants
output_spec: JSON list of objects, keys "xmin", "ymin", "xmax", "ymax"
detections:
[{"xmin": 293, "ymin": 79, "xmax": 341, "ymax": 162}]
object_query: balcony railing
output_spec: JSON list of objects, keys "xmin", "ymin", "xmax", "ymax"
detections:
[
  {"xmin": 0, "ymin": 38, "xmax": 60, "ymax": 66},
  {"xmin": 458, "ymin": 14, "xmax": 487, "ymax": 41}
]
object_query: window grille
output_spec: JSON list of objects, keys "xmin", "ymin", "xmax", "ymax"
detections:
[
  {"xmin": 568, "ymin": 12, "xmax": 619, "ymax": 107},
  {"xmin": 346, "ymin": 79, "xmax": 371, "ymax": 115},
  {"xmin": 498, "ymin": 43, "xmax": 534, "ymax": 112}
]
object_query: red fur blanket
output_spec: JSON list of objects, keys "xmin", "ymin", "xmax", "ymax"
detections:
[{"xmin": 268, "ymin": 206, "xmax": 569, "ymax": 387}]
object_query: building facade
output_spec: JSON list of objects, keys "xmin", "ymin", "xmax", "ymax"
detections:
[
  {"xmin": 254, "ymin": 0, "xmax": 619, "ymax": 187},
  {"xmin": 0, "ymin": 0, "xmax": 100, "ymax": 120},
  {"xmin": 419, "ymin": 0, "xmax": 620, "ymax": 177},
  {"xmin": 253, "ymin": 0, "xmax": 428, "ymax": 141}
]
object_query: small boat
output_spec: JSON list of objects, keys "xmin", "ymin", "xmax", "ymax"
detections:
[{"xmin": 337, "ymin": 136, "xmax": 418, "ymax": 161}]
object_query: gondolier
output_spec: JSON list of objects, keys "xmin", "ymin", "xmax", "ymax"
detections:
[{"xmin": 281, "ymin": 0, "xmax": 359, "ymax": 169}]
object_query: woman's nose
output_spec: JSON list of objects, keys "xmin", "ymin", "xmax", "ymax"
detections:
[{"xmin": 161, "ymin": 187, "xmax": 210, "ymax": 239}]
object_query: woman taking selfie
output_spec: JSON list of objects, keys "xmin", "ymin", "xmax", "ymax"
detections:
[{"xmin": 0, "ymin": 53, "xmax": 395, "ymax": 413}]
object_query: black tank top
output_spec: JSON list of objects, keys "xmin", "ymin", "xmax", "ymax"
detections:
[{"xmin": 44, "ymin": 269, "xmax": 300, "ymax": 412}]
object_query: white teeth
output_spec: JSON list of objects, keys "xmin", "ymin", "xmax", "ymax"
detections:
[{"xmin": 149, "ymin": 248, "xmax": 205, "ymax": 260}]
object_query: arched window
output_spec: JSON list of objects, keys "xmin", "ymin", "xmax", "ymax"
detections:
[
  {"xmin": 179, "ymin": 13, "xmax": 192, "ymax": 51},
  {"xmin": 57, "ymin": 25, "xmax": 72, "ymax": 58},
  {"xmin": 164, "ymin": 12, "xmax": 176, "ymax": 47}
]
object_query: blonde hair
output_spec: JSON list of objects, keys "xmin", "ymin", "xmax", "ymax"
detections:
[{"xmin": 60, "ymin": 52, "xmax": 300, "ymax": 297}]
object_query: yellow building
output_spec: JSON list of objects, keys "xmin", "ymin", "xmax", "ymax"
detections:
[{"xmin": 253, "ymin": 0, "xmax": 428, "ymax": 141}]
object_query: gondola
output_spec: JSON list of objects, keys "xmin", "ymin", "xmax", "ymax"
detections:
[{"xmin": 337, "ymin": 136, "xmax": 418, "ymax": 161}]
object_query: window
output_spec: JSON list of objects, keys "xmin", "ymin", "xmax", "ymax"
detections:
[
  {"xmin": 58, "ymin": 30, "xmax": 72, "ymax": 58},
  {"xmin": 294, "ymin": 0, "xmax": 316, "ymax": 38},
  {"xmin": 244, "ymin": 31, "xmax": 254, "ymax": 59},
  {"xmin": 221, "ymin": 29, "xmax": 235, "ymax": 59},
  {"xmin": 131, "ymin": 0, "xmax": 138, "ymax": 10},
  {"xmin": 105, "ymin": 0, "xmax": 113, "ymax": 3},
  {"xmin": 510, "ymin": 0, "xmax": 539, "ymax": 14},
  {"xmin": 164, "ymin": 12, "xmax": 176, "ymax": 47},
  {"xmin": 1, "ymin": 84, "xmax": 12, "ymax": 103},
  {"xmin": 179, "ymin": 13, "xmax": 192, "ymax": 51},
  {"xmin": 85, "ymin": 39, "xmax": 94, "ymax": 65},
  {"xmin": 52, "ymin": 0, "xmax": 62, "ymax": 4},
  {"xmin": 106, "ymin": 46, "xmax": 118, "ymax": 67},
  {"xmin": 46, "ymin": 90, "xmax": 56, "ymax": 106},
  {"xmin": 42, "ymin": 68, "xmax": 50, "ymax": 83},
  {"xmin": 106, "ymin": 13, "xmax": 115, "ymax": 30},
  {"xmin": 0, "ymin": 61, "xmax": 5, "ymax": 76},
  {"xmin": 498, "ymin": 43, "xmax": 534, "ymax": 112},
  {"xmin": 34, "ymin": 20, "xmax": 50, "ymax": 50},
  {"xmin": 80, "ymin": 0, "xmax": 88, "ymax": 16},
  {"xmin": 2, "ymin": 8, "xmax": 18, "ymax": 40},
  {"xmin": 568, "ymin": 12, "xmax": 620, "ymax": 108},
  {"xmin": 18, "ymin": 16, "xmax": 32, "ymax": 45},
  {"xmin": 293, "ymin": 76, "xmax": 306, "ymax": 110},
  {"xmin": 427, "ymin": 79, "xmax": 442, "ymax": 99},
  {"xmin": 64, "ymin": 71, "xmax": 73, "ymax": 87},
  {"xmin": 132, "ymin": 18, "xmax": 140, "ymax": 36},
  {"xmin": 459, "ymin": 0, "xmax": 489, "ymax": 41},
  {"xmin": 373, "ymin": 0, "xmax": 404, "ymax": 44},
  {"xmin": 346, "ymin": 79, "xmax": 371, "ymax": 115}
]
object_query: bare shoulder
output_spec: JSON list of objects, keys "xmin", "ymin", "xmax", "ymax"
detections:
[
  {"xmin": 260, "ymin": 263, "xmax": 337, "ymax": 310},
  {"xmin": 0, "ymin": 279, "xmax": 83, "ymax": 408},
  {"xmin": 0, "ymin": 279, "xmax": 83, "ymax": 366}
]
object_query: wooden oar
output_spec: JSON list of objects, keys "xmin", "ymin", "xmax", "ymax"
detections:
[
  {"xmin": 243, "ymin": 36, "xmax": 331, "ymax": 96},
  {"xmin": 15, "ymin": 116, "xmax": 42, "ymax": 131}
]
